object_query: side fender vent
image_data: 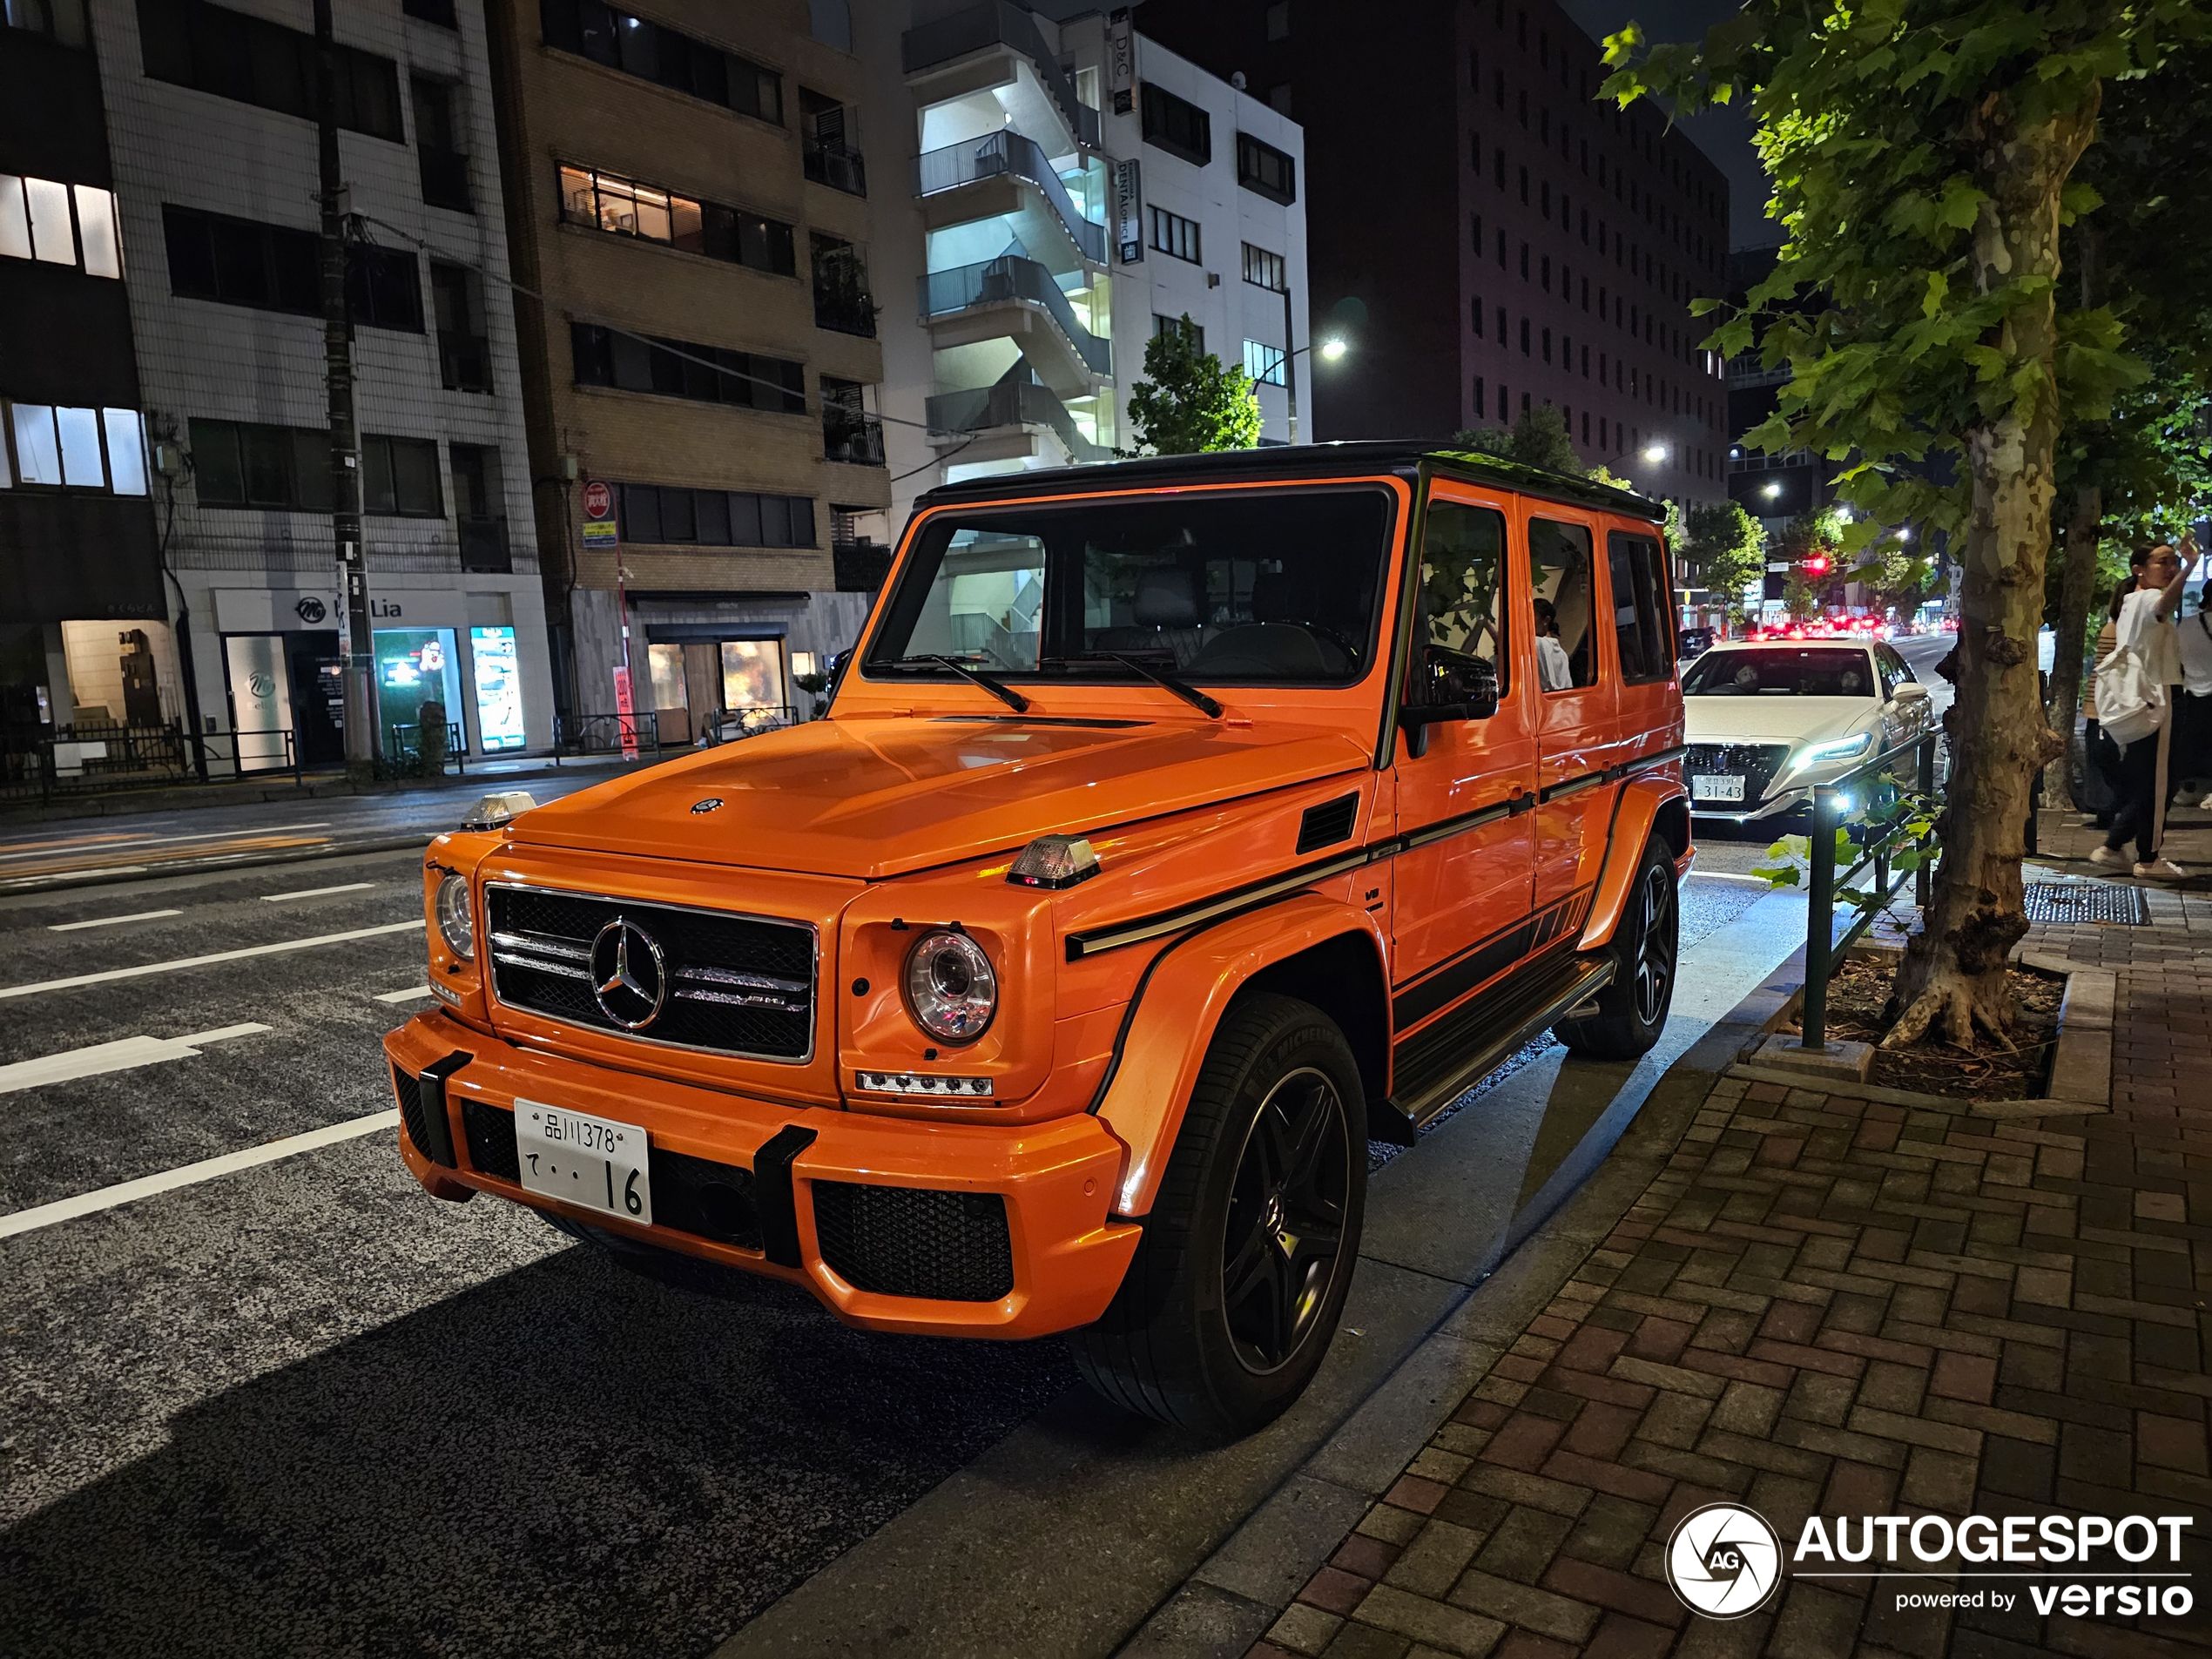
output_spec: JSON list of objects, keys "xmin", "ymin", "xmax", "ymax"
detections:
[{"xmin": 1297, "ymin": 792, "xmax": 1359, "ymax": 853}]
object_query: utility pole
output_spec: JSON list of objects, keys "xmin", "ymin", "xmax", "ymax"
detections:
[{"xmin": 314, "ymin": 0, "xmax": 377, "ymax": 766}]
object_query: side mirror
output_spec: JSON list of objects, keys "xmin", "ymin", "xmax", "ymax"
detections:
[{"xmin": 1893, "ymin": 682, "xmax": 1928, "ymax": 702}]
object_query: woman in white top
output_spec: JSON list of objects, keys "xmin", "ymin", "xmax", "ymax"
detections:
[
  {"xmin": 2093, "ymin": 534, "xmax": 2198, "ymax": 879},
  {"xmin": 1533, "ymin": 598, "xmax": 1575, "ymax": 691}
]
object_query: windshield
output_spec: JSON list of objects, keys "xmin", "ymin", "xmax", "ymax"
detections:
[
  {"xmin": 1682, "ymin": 647, "xmax": 1876, "ymax": 698},
  {"xmin": 862, "ymin": 487, "xmax": 1395, "ymax": 685}
]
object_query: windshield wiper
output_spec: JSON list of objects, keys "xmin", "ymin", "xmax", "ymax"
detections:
[
  {"xmin": 1048, "ymin": 652, "xmax": 1223, "ymax": 718},
  {"xmin": 884, "ymin": 654, "xmax": 1030, "ymax": 713}
]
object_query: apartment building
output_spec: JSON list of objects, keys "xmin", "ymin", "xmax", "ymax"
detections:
[
  {"xmin": 74, "ymin": 0, "xmax": 558, "ymax": 765},
  {"xmin": 858, "ymin": 1, "xmax": 1311, "ymax": 528},
  {"xmin": 1140, "ymin": 0, "xmax": 1729, "ymax": 511},
  {"xmin": 483, "ymin": 0, "xmax": 888, "ymax": 740},
  {"xmin": 0, "ymin": 6, "xmax": 171, "ymax": 742}
]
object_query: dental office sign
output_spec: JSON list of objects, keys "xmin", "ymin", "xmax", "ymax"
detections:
[
  {"xmin": 1663, "ymin": 1503, "xmax": 2195, "ymax": 1622},
  {"xmin": 1115, "ymin": 158, "xmax": 1143, "ymax": 265}
]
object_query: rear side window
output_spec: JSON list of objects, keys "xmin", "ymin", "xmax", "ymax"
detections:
[
  {"xmin": 1529, "ymin": 519, "xmax": 1596, "ymax": 691},
  {"xmin": 1412, "ymin": 501, "xmax": 1510, "ymax": 701},
  {"xmin": 1608, "ymin": 530, "xmax": 1672, "ymax": 684}
]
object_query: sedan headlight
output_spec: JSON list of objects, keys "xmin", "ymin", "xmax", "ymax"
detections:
[
  {"xmin": 434, "ymin": 873, "xmax": 475, "ymax": 961},
  {"xmin": 1787, "ymin": 732, "xmax": 1873, "ymax": 774},
  {"xmin": 902, "ymin": 929, "xmax": 996, "ymax": 1043}
]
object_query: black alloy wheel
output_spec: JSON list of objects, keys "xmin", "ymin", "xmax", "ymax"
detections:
[
  {"xmin": 1555, "ymin": 838, "xmax": 1680, "ymax": 1061},
  {"xmin": 1220, "ymin": 1066, "xmax": 1353, "ymax": 1375},
  {"xmin": 1630, "ymin": 860, "xmax": 1676, "ymax": 1028}
]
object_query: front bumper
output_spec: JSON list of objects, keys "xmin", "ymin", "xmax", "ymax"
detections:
[{"xmin": 383, "ymin": 1011, "xmax": 1141, "ymax": 1339}]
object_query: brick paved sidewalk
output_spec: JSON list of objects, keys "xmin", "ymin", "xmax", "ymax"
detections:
[{"xmin": 1251, "ymin": 892, "xmax": 2212, "ymax": 1659}]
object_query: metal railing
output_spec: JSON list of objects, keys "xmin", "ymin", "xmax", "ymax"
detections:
[
  {"xmin": 927, "ymin": 380, "xmax": 1109, "ymax": 462},
  {"xmin": 385, "ymin": 721, "xmax": 467, "ymax": 774},
  {"xmin": 915, "ymin": 129, "xmax": 1106, "ymax": 264},
  {"xmin": 919, "ymin": 255, "xmax": 1110, "ymax": 376},
  {"xmin": 823, "ymin": 408, "xmax": 887, "ymax": 465},
  {"xmin": 0, "ymin": 722, "xmax": 302, "ymax": 802},
  {"xmin": 901, "ymin": 2, "xmax": 1101, "ymax": 149},
  {"xmin": 803, "ymin": 135, "xmax": 867, "ymax": 196},
  {"xmin": 1798, "ymin": 732, "xmax": 1940, "ymax": 1050},
  {"xmin": 554, "ymin": 711, "xmax": 667, "ymax": 761}
]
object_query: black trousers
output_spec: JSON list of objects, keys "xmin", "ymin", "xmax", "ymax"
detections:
[{"xmin": 2107, "ymin": 725, "xmax": 2167, "ymax": 863}]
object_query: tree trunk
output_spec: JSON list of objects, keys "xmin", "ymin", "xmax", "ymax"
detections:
[
  {"xmin": 2045, "ymin": 485, "xmax": 2101, "ymax": 812},
  {"xmin": 1886, "ymin": 95, "xmax": 2099, "ymax": 1050}
]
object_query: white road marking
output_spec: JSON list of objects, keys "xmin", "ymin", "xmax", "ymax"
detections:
[
  {"xmin": 260, "ymin": 882, "xmax": 375, "ymax": 902},
  {"xmin": 0, "ymin": 1109, "xmax": 398, "ymax": 1240},
  {"xmin": 374, "ymin": 985, "xmax": 433, "ymax": 1002},
  {"xmin": 0, "ymin": 821, "xmax": 334, "ymax": 863},
  {"xmin": 48, "ymin": 909, "xmax": 184, "ymax": 932},
  {"xmin": 0, "ymin": 920, "xmax": 422, "ymax": 1001},
  {"xmin": 0, "ymin": 1023, "xmax": 271, "ymax": 1095},
  {"xmin": 1693, "ymin": 871, "xmax": 1777, "ymax": 885}
]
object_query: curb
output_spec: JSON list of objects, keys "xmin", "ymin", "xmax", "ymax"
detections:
[{"xmin": 1114, "ymin": 954, "xmax": 1807, "ymax": 1657}]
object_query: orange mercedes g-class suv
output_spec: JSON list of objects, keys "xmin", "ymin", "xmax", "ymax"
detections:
[{"xmin": 385, "ymin": 442, "xmax": 1690, "ymax": 1433}]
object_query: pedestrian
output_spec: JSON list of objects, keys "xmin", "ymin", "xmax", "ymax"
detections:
[
  {"xmin": 2080, "ymin": 594, "xmax": 2125, "ymax": 828},
  {"xmin": 2091, "ymin": 534, "xmax": 2198, "ymax": 880},
  {"xmin": 2171, "ymin": 570, "xmax": 2212, "ymax": 801},
  {"xmin": 1533, "ymin": 598, "xmax": 1573, "ymax": 691}
]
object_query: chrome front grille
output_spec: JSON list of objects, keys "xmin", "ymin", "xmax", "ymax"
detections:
[{"xmin": 484, "ymin": 884, "xmax": 816, "ymax": 1062}]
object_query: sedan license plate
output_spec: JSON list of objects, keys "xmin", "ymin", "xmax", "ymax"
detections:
[
  {"xmin": 1691, "ymin": 774, "xmax": 1745, "ymax": 803},
  {"xmin": 516, "ymin": 1100, "xmax": 652, "ymax": 1227}
]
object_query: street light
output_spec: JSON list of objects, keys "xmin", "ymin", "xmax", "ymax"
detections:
[
  {"xmin": 1318, "ymin": 337, "xmax": 1348, "ymax": 361},
  {"xmin": 1642, "ymin": 442, "xmax": 1668, "ymax": 463},
  {"xmin": 1762, "ymin": 481, "xmax": 1783, "ymax": 500}
]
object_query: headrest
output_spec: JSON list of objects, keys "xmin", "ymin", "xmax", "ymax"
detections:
[{"xmin": 1133, "ymin": 565, "xmax": 1199, "ymax": 628}]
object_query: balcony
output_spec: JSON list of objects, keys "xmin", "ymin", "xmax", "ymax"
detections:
[
  {"xmin": 439, "ymin": 329, "xmax": 491, "ymax": 393},
  {"xmin": 927, "ymin": 380, "xmax": 1107, "ymax": 466},
  {"xmin": 418, "ymin": 145, "xmax": 471, "ymax": 213},
  {"xmin": 824, "ymin": 407, "xmax": 886, "ymax": 466},
  {"xmin": 902, "ymin": 2, "xmax": 1101, "ymax": 151},
  {"xmin": 804, "ymin": 136, "xmax": 868, "ymax": 197},
  {"xmin": 920, "ymin": 254, "xmax": 1110, "ymax": 394},
  {"xmin": 916, "ymin": 129, "xmax": 1104, "ymax": 266},
  {"xmin": 458, "ymin": 516, "xmax": 509, "ymax": 573}
]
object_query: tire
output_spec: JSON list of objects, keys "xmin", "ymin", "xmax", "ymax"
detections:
[
  {"xmin": 1069, "ymin": 992, "xmax": 1367, "ymax": 1437},
  {"xmin": 1555, "ymin": 840, "xmax": 1679, "ymax": 1061}
]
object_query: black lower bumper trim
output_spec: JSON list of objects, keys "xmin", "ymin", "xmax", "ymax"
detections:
[{"xmin": 752, "ymin": 1123, "xmax": 818, "ymax": 1268}]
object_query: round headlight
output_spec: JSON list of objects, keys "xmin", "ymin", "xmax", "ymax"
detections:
[
  {"xmin": 902, "ymin": 929, "xmax": 996, "ymax": 1043},
  {"xmin": 435, "ymin": 873, "xmax": 475, "ymax": 961}
]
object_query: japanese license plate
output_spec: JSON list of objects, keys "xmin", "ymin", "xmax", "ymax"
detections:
[
  {"xmin": 1691, "ymin": 774, "xmax": 1745, "ymax": 802},
  {"xmin": 516, "ymin": 1100, "xmax": 652, "ymax": 1227}
]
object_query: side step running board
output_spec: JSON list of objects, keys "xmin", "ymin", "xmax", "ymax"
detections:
[{"xmin": 1376, "ymin": 954, "xmax": 1617, "ymax": 1143}]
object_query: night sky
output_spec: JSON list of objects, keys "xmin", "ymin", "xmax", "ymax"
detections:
[{"xmin": 1555, "ymin": 0, "xmax": 1778, "ymax": 251}]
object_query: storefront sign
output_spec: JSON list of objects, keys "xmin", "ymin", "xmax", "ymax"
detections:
[
  {"xmin": 469, "ymin": 626, "xmax": 525, "ymax": 751},
  {"xmin": 1107, "ymin": 9, "xmax": 1135, "ymax": 113},
  {"xmin": 224, "ymin": 635, "xmax": 293, "ymax": 771},
  {"xmin": 582, "ymin": 478, "xmax": 619, "ymax": 549},
  {"xmin": 611, "ymin": 664, "xmax": 640, "ymax": 760},
  {"xmin": 1115, "ymin": 158, "xmax": 1143, "ymax": 264},
  {"xmin": 374, "ymin": 628, "xmax": 462, "ymax": 756}
]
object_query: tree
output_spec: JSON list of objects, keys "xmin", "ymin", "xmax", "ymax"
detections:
[
  {"xmin": 1669, "ymin": 500, "xmax": 1768, "ymax": 622},
  {"xmin": 1126, "ymin": 319, "xmax": 1263, "ymax": 455},
  {"xmin": 1453, "ymin": 402, "xmax": 1585, "ymax": 475},
  {"xmin": 1606, "ymin": 0, "xmax": 2200, "ymax": 1050},
  {"xmin": 1860, "ymin": 536, "xmax": 1934, "ymax": 616}
]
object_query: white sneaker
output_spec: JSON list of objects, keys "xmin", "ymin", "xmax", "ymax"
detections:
[
  {"xmin": 2134, "ymin": 859, "xmax": 2188, "ymax": 882},
  {"xmin": 2088, "ymin": 845, "xmax": 2129, "ymax": 869}
]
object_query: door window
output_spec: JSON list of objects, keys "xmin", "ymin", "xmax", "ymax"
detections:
[
  {"xmin": 1409, "ymin": 501, "xmax": 1509, "ymax": 706},
  {"xmin": 1607, "ymin": 530, "xmax": 1672, "ymax": 684},
  {"xmin": 1529, "ymin": 519, "xmax": 1596, "ymax": 691}
]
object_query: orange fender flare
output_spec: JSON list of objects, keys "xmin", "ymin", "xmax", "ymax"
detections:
[
  {"xmin": 1094, "ymin": 893, "xmax": 1387, "ymax": 1217},
  {"xmin": 1577, "ymin": 775, "xmax": 1690, "ymax": 952}
]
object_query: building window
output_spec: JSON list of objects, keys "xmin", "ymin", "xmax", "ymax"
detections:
[
  {"xmin": 1472, "ymin": 376, "xmax": 1484, "ymax": 417},
  {"xmin": 1469, "ymin": 212, "xmax": 1481, "ymax": 253},
  {"xmin": 616, "ymin": 482, "xmax": 814, "ymax": 549},
  {"xmin": 1519, "ymin": 241, "xmax": 1528, "ymax": 279},
  {"xmin": 558, "ymin": 163, "xmax": 797, "ymax": 278},
  {"xmin": 1471, "ymin": 297, "xmax": 1483, "ymax": 334},
  {"xmin": 811, "ymin": 233, "xmax": 875, "ymax": 336},
  {"xmin": 1148, "ymin": 205, "xmax": 1200, "ymax": 264},
  {"xmin": 1236, "ymin": 132, "xmax": 1296, "ymax": 205},
  {"xmin": 430, "ymin": 261, "xmax": 491, "ymax": 392},
  {"xmin": 1242, "ymin": 339, "xmax": 1286, "ymax": 387},
  {"xmin": 1496, "ymin": 306, "xmax": 1506, "ymax": 346},
  {"xmin": 1241, "ymin": 242, "xmax": 1285, "ymax": 292},
  {"xmin": 1541, "ymin": 255, "xmax": 1551, "ymax": 291},
  {"xmin": 1542, "ymin": 327, "xmax": 1552, "ymax": 363},
  {"xmin": 5, "ymin": 0, "xmax": 89, "ymax": 44},
  {"xmin": 138, "ymin": 0, "xmax": 403, "ymax": 141},
  {"xmin": 361, "ymin": 434, "xmax": 443, "ymax": 516},
  {"xmin": 346, "ymin": 244, "xmax": 424, "ymax": 332},
  {"xmin": 0, "ymin": 402, "xmax": 146, "ymax": 494},
  {"xmin": 403, "ymin": 0, "xmax": 458, "ymax": 26},
  {"xmin": 1152, "ymin": 313, "xmax": 1204, "ymax": 354},
  {"xmin": 411, "ymin": 76, "xmax": 472, "ymax": 213},
  {"xmin": 1266, "ymin": 0, "xmax": 1289, "ymax": 40},
  {"xmin": 1141, "ymin": 83, "xmax": 1211, "ymax": 165},
  {"xmin": 1496, "ymin": 229, "xmax": 1506, "ymax": 267},
  {"xmin": 799, "ymin": 87, "xmax": 867, "ymax": 196},
  {"xmin": 163, "ymin": 205, "xmax": 420, "ymax": 330},
  {"xmin": 539, "ymin": 0, "xmax": 783, "ymax": 125},
  {"xmin": 0, "ymin": 176, "xmax": 123, "ymax": 278},
  {"xmin": 570, "ymin": 320, "xmax": 807, "ymax": 414},
  {"xmin": 187, "ymin": 417, "xmax": 335, "ymax": 510},
  {"xmin": 1518, "ymin": 165, "xmax": 1529, "ymax": 204},
  {"xmin": 1267, "ymin": 83, "xmax": 1291, "ymax": 116},
  {"xmin": 1521, "ymin": 318, "xmax": 1530, "ymax": 356}
]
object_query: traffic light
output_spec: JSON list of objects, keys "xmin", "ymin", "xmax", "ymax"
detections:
[{"xmin": 1802, "ymin": 555, "xmax": 1830, "ymax": 575}]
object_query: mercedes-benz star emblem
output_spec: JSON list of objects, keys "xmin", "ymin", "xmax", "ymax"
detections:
[
  {"xmin": 691, "ymin": 798, "xmax": 724, "ymax": 814},
  {"xmin": 590, "ymin": 917, "xmax": 669, "ymax": 1030}
]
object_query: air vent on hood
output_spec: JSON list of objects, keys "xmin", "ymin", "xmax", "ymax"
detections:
[{"xmin": 1297, "ymin": 792, "xmax": 1360, "ymax": 854}]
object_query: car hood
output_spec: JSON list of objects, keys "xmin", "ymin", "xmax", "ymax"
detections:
[
  {"xmin": 1683, "ymin": 697, "xmax": 1878, "ymax": 749},
  {"xmin": 505, "ymin": 716, "xmax": 1373, "ymax": 880}
]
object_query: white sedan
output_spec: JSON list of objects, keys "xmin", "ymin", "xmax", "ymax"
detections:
[{"xmin": 1679, "ymin": 640, "xmax": 1935, "ymax": 823}]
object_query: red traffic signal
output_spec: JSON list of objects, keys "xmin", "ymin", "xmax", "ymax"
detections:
[{"xmin": 1802, "ymin": 556, "xmax": 1830, "ymax": 575}]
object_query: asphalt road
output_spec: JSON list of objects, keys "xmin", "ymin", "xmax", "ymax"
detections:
[{"xmin": 0, "ymin": 833, "xmax": 1777, "ymax": 1656}]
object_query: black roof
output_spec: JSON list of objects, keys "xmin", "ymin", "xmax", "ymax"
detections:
[{"xmin": 913, "ymin": 440, "xmax": 1666, "ymax": 524}]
